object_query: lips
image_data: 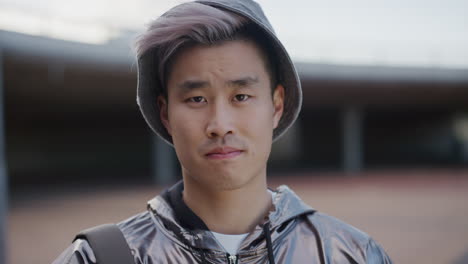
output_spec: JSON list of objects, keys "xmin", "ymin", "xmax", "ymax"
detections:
[{"xmin": 205, "ymin": 146, "xmax": 243, "ymax": 160}]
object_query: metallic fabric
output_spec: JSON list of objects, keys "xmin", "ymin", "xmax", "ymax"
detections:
[{"xmin": 53, "ymin": 185, "xmax": 392, "ymax": 264}]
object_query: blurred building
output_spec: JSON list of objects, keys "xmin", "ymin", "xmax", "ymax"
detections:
[{"xmin": 1, "ymin": 29, "xmax": 468, "ymax": 186}]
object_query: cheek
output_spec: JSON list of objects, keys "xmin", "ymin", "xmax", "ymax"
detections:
[
  {"xmin": 168, "ymin": 106, "xmax": 203, "ymax": 145},
  {"xmin": 244, "ymin": 115, "xmax": 273, "ymax": 139},
  {"xmin": 240, "ymin": 104, "xmax": 275, "ymax": 152},
  {"xmin": 168, "ymin": 107, "xmax": 204, "ymax": 168},
  {"xmin": 243, "ymin": 102, "xmax": 275, "ymax": 132}
]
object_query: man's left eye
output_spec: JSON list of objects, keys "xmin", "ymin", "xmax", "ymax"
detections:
[{"xmin": 234, "ymin": 94, "xmax": 250, "ymax": 102}]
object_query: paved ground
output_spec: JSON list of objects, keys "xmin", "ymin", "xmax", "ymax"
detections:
[{"xmin": 7, "ymin": 169, "xmax": 468, "ymax": 264}]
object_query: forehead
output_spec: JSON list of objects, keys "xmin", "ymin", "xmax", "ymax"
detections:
[{"xmin": 166, "ymin": 40, "xmax": 270, "ymax": 92}]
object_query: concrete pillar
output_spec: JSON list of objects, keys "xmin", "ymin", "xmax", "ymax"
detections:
[
  {"xmin": 152, "ymin": 135, "xmax": 177, "ymax": 185},
  {"xmin": 0, "ymin": 49, "xmax": 8, "ymax": 264},
  {"xmin": 342, "ymin": 106, "xmax": 363, "ymax": 173},
  {"xmin": 453, "ymin": 113, "xmax": 468, "ymax": 163},
  {"xmin": 47, "ymin": 62, "xmax": 65, "ymax": 85},
  {"xmin": 271, "ymin": 118, "xmax": 302, "ymax": 162}
]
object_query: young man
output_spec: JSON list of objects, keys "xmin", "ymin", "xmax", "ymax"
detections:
[{"xmin": 54, "ymin": 0, "xmax": 392, "ymax": 263}]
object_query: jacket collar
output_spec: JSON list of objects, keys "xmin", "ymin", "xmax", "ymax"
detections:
[
  {"xmin": 147, "ymin": 181, "xmax": 315, "ymax": 241},
  {"xmin": 162, "ymin": 181, "xmax": 210, "ymax": 231}
]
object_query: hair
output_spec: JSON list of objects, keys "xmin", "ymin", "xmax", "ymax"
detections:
[{"xmin": 135, "ymin": 2, "xmax": 278, "ymax": 97}]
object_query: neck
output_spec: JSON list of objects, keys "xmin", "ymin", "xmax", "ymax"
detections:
[{"xmin": 182, "ymin": 172, "xmax": 272, "ymax": 234}]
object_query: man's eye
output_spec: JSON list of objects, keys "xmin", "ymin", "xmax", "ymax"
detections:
[
  {"xmin": 234, "ymin": 94, "xmax": 250, "ymax": 102},
  {"xmin": 188, "ymin": 96, "xmax": 206, "ymax": 103}
]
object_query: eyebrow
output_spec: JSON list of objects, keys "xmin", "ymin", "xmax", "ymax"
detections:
[
  {"xmin": 178, "ymin": 80, "xmax": 209, "ymax": 91},
  {"xmin": 227, "ymin": 76, "xmax": 259, "ymax": 88},
  {"xmin": 177, "ymin": 76, "xmax": 259, "ymax": 92}
]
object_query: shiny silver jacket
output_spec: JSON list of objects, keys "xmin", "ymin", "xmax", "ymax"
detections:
[{"xmin": 53, "ymin": 183, "xmax": 392, "ymax": 264}]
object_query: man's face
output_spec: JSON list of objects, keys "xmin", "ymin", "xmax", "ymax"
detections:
[{"xmin": 160, "ymin": 40, "xmax": 284, "ymax": 191}]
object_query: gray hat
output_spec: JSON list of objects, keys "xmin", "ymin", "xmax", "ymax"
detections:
[{"xmin": 136, "ymin": 0, "xmax": 302, "ymax": 145}]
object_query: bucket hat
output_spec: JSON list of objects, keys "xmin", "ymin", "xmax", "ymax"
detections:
[{"xmin": 136, "ymin": 0, "xmax": 302, "ymax": 145}]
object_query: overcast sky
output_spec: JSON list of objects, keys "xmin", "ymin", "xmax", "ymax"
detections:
[{"xmin": 1, "ymin": 0, "xmax": 467, "ymax": 68}]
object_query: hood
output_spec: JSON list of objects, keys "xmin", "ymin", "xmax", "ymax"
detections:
[{"xmin": 146, "ymin": 182, "xmax": 315, "ymax": 253}]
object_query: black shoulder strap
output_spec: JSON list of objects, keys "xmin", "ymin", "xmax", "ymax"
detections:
[{"xmin": 74, "ymin": 223, "xmax": 134, "ymax": 264}]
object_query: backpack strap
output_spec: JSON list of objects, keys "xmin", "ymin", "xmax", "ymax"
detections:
[{"xmin": 74, "ymin": 223, "xmax": 134, "ymax": 264}]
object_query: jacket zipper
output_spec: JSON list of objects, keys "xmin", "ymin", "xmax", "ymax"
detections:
[{"xmin": 227, "ymin": 254, "xmax": 238, "ymax": 264}]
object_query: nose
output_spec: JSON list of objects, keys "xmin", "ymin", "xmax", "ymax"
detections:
[{"xmin": 205, "ymin": 101, "xmax": 234, "ymax": 139}]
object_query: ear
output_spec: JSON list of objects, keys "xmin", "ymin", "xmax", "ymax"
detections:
[
  {"xmin": 272, "ymin": 84, "xmax": 285, "ymax": 129},
  {"xmin": 157, "ymin": 95, "xmax": 172, "ymax": 135}
]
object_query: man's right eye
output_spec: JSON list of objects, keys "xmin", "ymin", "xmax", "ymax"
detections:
[{"xmin": 187, "ymin": 96, "xmax": 206, "ymax": 103}]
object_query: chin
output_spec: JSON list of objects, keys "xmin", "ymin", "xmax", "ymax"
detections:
[
  {"xmin": 199, "ymin": 170, "xmax": 255, "ymax": 191},
  {"xmin": 214, "ymin": 179, "xmax": 249, "ymax": 191}
]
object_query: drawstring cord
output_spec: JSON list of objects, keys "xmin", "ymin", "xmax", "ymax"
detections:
[
  {"xmin": 263, "ymin": 223, "xmax": 276, "ymax": 264},
  {"xmin": 200, "ymin": 250, "xmax": 208, "ymax": 264}
]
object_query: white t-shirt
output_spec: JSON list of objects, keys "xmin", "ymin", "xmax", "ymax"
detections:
[
  {"xmin": 210, "ymin": 190, "xmax": 276, "ymax": 255},
  {"xmin": 211, "ymin": 232, "xmax": 249, "ymax": 255}
]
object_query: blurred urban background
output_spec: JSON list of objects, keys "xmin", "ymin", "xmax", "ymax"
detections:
[{"xmin": 0, "ymin": 0, "xmax": 467, "ymax": 263}]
